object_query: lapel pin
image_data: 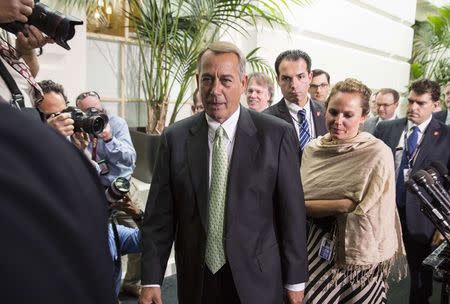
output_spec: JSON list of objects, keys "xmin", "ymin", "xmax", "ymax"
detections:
[
  {"xmin": 316, "ymin": 111, "xmax": 321, "ymax": 117},
  {"xmin": 433, "ymin": 131, "xmax": 439, "ymax": 136}
]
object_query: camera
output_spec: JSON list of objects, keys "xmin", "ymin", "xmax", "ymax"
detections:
[
  {"xmin": 0, "ymin": 0, "xmax": 83, "ymax": 50},
  {"xmin": 62, "ymin": 106, "xmax": 108, "ymax": 136},
  {"xmin": 105, "ymin": 177, "xmax": 130, "ymax": 203}
]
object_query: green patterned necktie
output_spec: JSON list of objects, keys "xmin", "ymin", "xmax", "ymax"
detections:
[{"xmin": 205, "ymin": 126, "xmax": 229, "ymax": 274}]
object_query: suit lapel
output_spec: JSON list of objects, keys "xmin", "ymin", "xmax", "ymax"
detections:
[
  {"xmin": 387, "ymin": 119, "xmax": 406, "ymax": 153},
  {"xmin": 413, "ymin": 118, "xmax": 442, "ymax": 171},
  {"xmin": 226, "ymin": 108, "xmax": 259, "ymax": 234},
  {"xmin": 187, "ymin": 115, "xmax": 209, "ymax": 231},
  {"xmin": 277, "ymin": 99, "xmax": 294, "ymax": 127},
  {"xmin": 310, "ymin": 100, "xmax": 327, "ymax": 136}
]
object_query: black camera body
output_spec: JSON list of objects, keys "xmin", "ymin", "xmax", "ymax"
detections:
[
  {"xmin": 62, "ymin": 106, "xmax": 108, "ymax": 136},
  {"xmin": 0, "ymin": 1, "xmax": 83, "ymax": 50},
  {"xmin": 105, "ymin": 177, "xmax": 130, "ymax": 203}
]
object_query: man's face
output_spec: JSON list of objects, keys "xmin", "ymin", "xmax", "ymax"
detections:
[
  {"xmin": 308, "ymin": 73, "xmax": 329, "ymax": 102},
  {"xmin": 77, "ymin": 96, "xmax": 102, "ymax": 112},
  {"xmin": 277, "ymin": 59, "xmax": 312, "ymax": 106},
  {"xmin": 375, "ymin": 93, "xmax": 398, "ymax": 120},
  {"xmin": 407, "ymin": 90, "xmax": 437, "ymax": 125},
  {"xmin": 197, "ymin": 50, "xmax": 247, "ymax": 123},
  {"xmin": 246, "ymin": 79, "xmax": 271, "ymax": 112},
  {"xmin": 39, "ymin": 92, "xmax": 67, "ymax": 117},
  {"xmin": 445, "ymin": 84, "xmax": 450, "ymax": 109}
]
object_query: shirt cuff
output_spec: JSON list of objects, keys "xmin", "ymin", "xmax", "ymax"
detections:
[
  {"xmin": 141, "ymin": 284, "xmax": 160, "ymax": 288},
  {"xmin": 284, "ymin": 283, "xmax": 305, "ymax": 292}
]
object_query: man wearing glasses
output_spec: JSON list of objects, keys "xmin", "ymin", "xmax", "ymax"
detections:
[
  {"xmin": 364, "ymin": 88, "xmax": 399, "ymax": 134},
  {"xmin": 308, "ymin": 69, "xmax": 330, "ymax": 104}
]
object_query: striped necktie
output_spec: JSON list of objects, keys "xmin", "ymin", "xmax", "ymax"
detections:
[{"xmin": 298, "ymin": 109, "xmax": 310, "ymax": 151}]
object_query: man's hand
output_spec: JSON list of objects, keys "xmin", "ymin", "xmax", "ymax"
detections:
[
  {"xmin": 139, "ymin": 287, "xmax": 162, "ymax": 304},
  {"xmin": 98, "ymin": 122, "xmax": 113, "ymax": 142},
  {"xmin": 285, "ymin": 290, "xmax": 304, "ymax": 304},
  {"xmin": 110, "ymin": 195, "xmax": 141, "ymax": 219},
  {"xmin": 0, "ymin": 0, "xmax": 33, "ymax": 23},
  {"xmin": 15, "ymin": 25, "xmax": 54, "ymax": 57},
  {"xmin": 47, "ymin": 113, "xmax": 74, "ymax": 137},
  {"xmin": 431, "ymin": 230, "xmax": 446, "ymax": 247},
  {"xmin": 71, "ymin": 131, "xmax": 90, "ymax": 151}
]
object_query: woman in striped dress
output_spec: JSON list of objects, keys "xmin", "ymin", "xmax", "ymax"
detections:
[{"xmin": 301, "ymin": 79, "xmax": 405, "ymax": 304}]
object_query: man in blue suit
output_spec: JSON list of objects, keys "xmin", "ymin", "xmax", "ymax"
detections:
[{"xmin": 374, "ymin": 79, "xmax": 450, "ymax": 304}]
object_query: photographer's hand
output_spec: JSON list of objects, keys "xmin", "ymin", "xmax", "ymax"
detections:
[
  {"xmin": 47, "ymin": 113, "xmax": 74, "ymax": 137},
  {"xmin": 98, "ymin": 122, "xmax": 113, "ymax": 142},
  {"xmin": 16, "ymin": 25, "xmax": 54, "ymax": 77},
  {"xmin": 0, "ymin": 0, "xmax": 34, "ymax": 23},
  {"xmin": 71, "ymin": 131, "xmax": 90, "ymax": 151},
  {"xmin": 111, "ymin": 195, "xmax": 142, "ymax": 219}
]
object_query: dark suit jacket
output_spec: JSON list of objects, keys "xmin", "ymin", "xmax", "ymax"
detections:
[
  {"xmin": 264, "ymin": 98, "xmax": 327, "ymax": 137},
  {"xmin": 434, "ymin": 109, "xmax": 448, "ymax": 124},
  {"xmin": 0, "ymin": 102, "xmax": 114, "ymax": 303},
  {"xmin": 374, "ymin": 117, "xmax": 450, "ymax": 244},
  {"xmin": 363, "ymin": 116, "xmax": 379, "ymax": 134},
  {"xmin": 142, "ymin": 107, "xmax": 308, "ymax": 304}
]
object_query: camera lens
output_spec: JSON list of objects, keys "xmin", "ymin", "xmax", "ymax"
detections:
[{"xmin": 105, "ymin": 177, "xmax": 130, "ymax": 203}]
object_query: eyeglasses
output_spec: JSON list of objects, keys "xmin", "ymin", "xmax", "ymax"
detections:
[
  {"xmin": 76, "ymin": 91, "xmax": 100, "ymax": 103},
  {"xmin": 309, "ymin": 83, "xmax": 329, "ymax": 90},
  {"xmin": 376, "ymin": 103, "xmax": 396, "ymax": 108}
]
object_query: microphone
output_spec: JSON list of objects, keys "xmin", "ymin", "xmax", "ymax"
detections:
[
  {"xmin": 406, "ymin": 179, "xmax": 450, "ymax": 232},
  {"xmin": 412, "ymin": 170, "xmax": 450, "ymax": 215},
  {"xmin": 431, "ymin": 161, "xmax": 450, "ymax": 190},
  {"xmin": 426, "ymin": 166, "xmax": 450, "ymax": 205}
]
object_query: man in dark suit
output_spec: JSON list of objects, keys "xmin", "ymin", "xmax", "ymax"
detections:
[
  {"xmin": 139, "ymin": 42, "xmax": 308, "ymax": 304},
  {"xmin": 363, "ymin": 88, "xmax": 400, "ymax": 134},
  {"xmin": 374, "ymin": 79, "xmax": 450, "ymax": 304},
  {"xmin": 434, "ymin": 81, "xmax": 449, "ymax": 125},
  {"xmin": 264, "ymin": 50, "xmax": 326, "ymax": 153},
  {"xmin": 0, "ymin": 101, "xmax": 114, "ymax": 303}
]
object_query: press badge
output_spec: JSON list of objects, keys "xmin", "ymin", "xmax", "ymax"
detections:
[
  {"xmin": 319, "ymin": 235, "xmax": 334, "ymax": 262},
  {"xmin": 403, "ymin": 168, "xmax": 411, "ymax": 182}
]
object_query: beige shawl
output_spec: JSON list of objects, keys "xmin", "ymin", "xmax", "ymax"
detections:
[{"xmin": 301, "ymin": 132, "xmax": 405, "ymax": 273}]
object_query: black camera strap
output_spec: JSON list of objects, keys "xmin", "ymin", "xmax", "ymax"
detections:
[
  {"xmin": 110, "ymin": 218, "xmax": 122, "ymax": 268},
  {"xmin": 0, "ymin": 57, "xmax": 25, "ymax": 109}
]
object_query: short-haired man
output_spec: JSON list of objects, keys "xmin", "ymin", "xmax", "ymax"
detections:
[
  {"xmin": 434, "ymin": 81, "xmax": 450, "ymax": 125},
  {"xmin": 364, "ymin": 88, "xmax": 400, "ymax": 134},
  {"xmin": 308, "ymin": 68, "xmax": 330, "ymax": 104},
  {"xmin": 265, "ymin": 50, "xmax": 327, "ymax": 154},
  {"xmin": 140, "ymin": 41, "xmax": 308, "ymax": 304},
  {"xmin": 246, "ymin": 72, "xmax": 274, "ymax": 112},
  {"xmin": 191, "ymin": 88, "xmax": 204, "ymax": 114},
  {"xmin": 37, "ymin": 80, "xmax": 74, "ymax": 137},
  {"xmin": 374, "ymin": 79, "xmax": 450, "ymax": 304}
]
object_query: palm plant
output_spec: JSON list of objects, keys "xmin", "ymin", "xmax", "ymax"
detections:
[
  {"xmin": 57, "ymin": 0, "xmax": 306, "ymax": 134},
  {"xmin": 410, "ymin": 6, "xmax": 450, "ymax": 89}
]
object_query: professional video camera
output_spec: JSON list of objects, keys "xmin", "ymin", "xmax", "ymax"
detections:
[
  {"xmin": 0, "ymin": 0, "xmax": 83, "ymax": 50},
  {"xmin": 61, "ymin": 106, "xmax": 108, "ymax": 136},
  {"xmin": 105, "ymin": 177, "xmax": 130, "ymax": 204}
]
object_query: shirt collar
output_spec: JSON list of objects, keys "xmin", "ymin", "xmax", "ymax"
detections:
[
  {"xmin": 285, "ymin": 98, "xmax": 311, "ymax": 119},
  {"xmin": 205, "ymin": 106, "xmax": 240, "ymax": 142},
  {"xmin": 407, "ymin": 115, "xmax": 432, "ymax": 133}
]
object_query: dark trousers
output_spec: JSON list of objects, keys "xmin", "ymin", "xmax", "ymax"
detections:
[
  {"xmin": 398, "ymin": 208, "xmax": 434, "ymax": 304},
  {"xmin": 202, "ymin": 263, "xmax": 241, "ymax": 304}
]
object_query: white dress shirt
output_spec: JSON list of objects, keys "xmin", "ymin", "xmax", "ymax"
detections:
[
  {"xmin": 285, "ymin": 98, "xmax": 316, "ymax": 140},
  {"xmin": 394, "ymin": 116, "xmax": 432, "ymax": 176}
]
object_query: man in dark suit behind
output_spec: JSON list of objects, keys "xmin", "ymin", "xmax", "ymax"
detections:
[
  {"xmin": 374, "ymin": 79, "xmax": 450, "ymax": 304},
  {"xmin": 433, "ymin": 81, "xmax": 449, "ymax": 125},
  {"xmin": 264, "ymin": 50, "xmax": 327, "ymax": 153},
  {"xmin": 0, "ymin": 101, "xmax": 114, "ymax": 303},
  {"xmin": 139, "ymin": 42, "xmax": 308, "ymax": 304}
]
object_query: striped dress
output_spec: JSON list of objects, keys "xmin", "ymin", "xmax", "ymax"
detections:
[{"xmin": 304, "ymin": 223, "xmax": 388, "ymax": 304}]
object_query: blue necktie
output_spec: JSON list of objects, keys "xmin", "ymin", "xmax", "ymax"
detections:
[
  {"xmin": 298, "ymin": 109, "xmax": 310, "ymax": 151},
  {"xmin": 396, "ymin": 126, "xmax": 419, "ymax": 207}
]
